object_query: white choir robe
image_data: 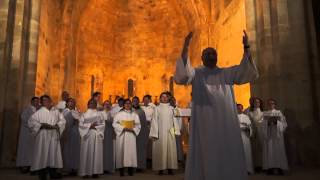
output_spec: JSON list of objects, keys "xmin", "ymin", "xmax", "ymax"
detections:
[
  {"xmin": 141, "ymin": 103, "xmax": 155, "ymax": 159},
  {"xmin": 238, "ymin": 113, "xmax": 254, "ymax": 174},
  {"xmin": 101, "ymin": 111, "xmax": 116, "ymax": 172},
  {"xmin": 78, "ymin": 109, "xmax": 105, "ymax": 176},
  {"xmin": 174, "ymin": 107, "xmax": 184, "ymax": 162},
  {"xmin": 262, "ymin": 109, "xmax": 289, "ymax": 170},
  {"xmin": 56, "ymin": 101, "xmax": 66, "ymax": 111},
  {"xmin": 141, "ymin": 103, "xmax": 155, "ymax": 122},
  {"xmin": 110, "ymin": 105, "xmax": 122, "ymax": 118},
  {"xmin": 16, "ymin": 105, "xmax": 37, "ymax": 167},
  {"xmin": 113, "ymin": 110, "xmax": 141, "ymax": 168},
  {"xmin": 174, "ymin": 50, "xmax": 258, "ymax": 180},
  {"xmin": 62, "ymin": 109, "xmax": 81, "ymax": 171},
  {"xmin": 247, "ymin": 108, "xmax": 264, "ymax": 168},
  {"xmin": 150, "ymin": 103, "xmax": 181, "ymax": 170},
  {"xmin": 28, "ymin": 107, "xmax": 66, "ymax": 171}
]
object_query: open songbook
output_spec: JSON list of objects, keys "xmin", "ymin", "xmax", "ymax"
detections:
[
  {"xmin": 263, "ymin": 112, "xmax": 281, "ymax": 126},
  {"xmin": 120, "ymin": 120, "xmax": 135, "ymax": 129},
  {"xmin": 84, "ymin": 116, "xmax": 102, "ymax": 124},
  {"xmin": 175, "ymin": 108, "xmax": 191, "ymax": 117}
]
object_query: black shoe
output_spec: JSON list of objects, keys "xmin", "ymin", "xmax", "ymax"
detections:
[
  {"xmin": 30, "ymin": 171, "xmax": 37, "ymax": 176},
  {"xmin": 68, "ymin": 170, "xmax": 77, "ymax": 176},
  {"xmin": 277, "ymin": 168, "xmax": 284, "ymax": 176},
  {"xmin": 158, "ymin": 170, "xmax": 164, "ymax": 175},
  {"xmin": 82, "ymin": 175, "xmax": 90, "ymax": 179},
  {"xmin": 255, "ymin": 167, "xmax": 262, "ymax": 173},
  {"xmin": 20, "ymin": 167, "xmax": 29, "ymax": 174},
  {"xmin": 168, "ymin": 169, "xmax": 174, "ymax": 175},
  {"xmin": 266, "ymin": 169, "xmax": 273, "ymax": 175},
  {"xmin": 50, "ymin": 173, "xmax": 62, "ymax": 179},
  {"xmin": 128, "ymin": 167, "xmax": 134, "ymax": 176},
  {"xmin": 119, "ymin": 168, "xmax": 125, "ymax": 176},
  {"xmin": 38, "ymin": 169, "xmax": 47, "ymax": 180},
  {"xmin": 92, "ymin": 174, "xmax": 99, "ymax": 178}
]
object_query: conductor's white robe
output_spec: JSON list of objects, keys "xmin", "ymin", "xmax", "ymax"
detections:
[
  {"xmin": 78, "ymin": 109, "xmax": 105, "ymax": 176},
  {"xmin": 113, "ymin": 110, "xmax": 141, "ymax": 168},
  {"xmin": 28, "ymin": 107, "xmax": 66, "ymax": 171},
  {"xmin": 149, "ymin": 103, "xmax": 181, "ymax": 170},
  {"xmin": 16, "ymin": 105, "xmax": 37, "ymax": 167},
  {"xmin": 174, "ymin": 50, "xmax": 258, "ymax": 180}
]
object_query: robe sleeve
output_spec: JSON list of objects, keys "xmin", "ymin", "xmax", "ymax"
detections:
[
  {"xmin": 149, "ymin": 108, "xmax": 159, "ymax": 138},
  {"xmin": 277, "ymin": 111, "xmax": 287, "ymax": 137},
  {"xmin": 246, "ymin": 116, "xmax": 253, "ymax": 137},
  {"xmin": 112, "ymin": 114, "xmax": 124, "ymax": 136},
  {"xmin": 261, "ymin": 117, "xmax": 268, "ymax": 140},
  {"xmin": 133, "ymin": 113, "xmax": 141, "ymax": 136},
  {"xmin": 21, "ymin": 107, "xmax": 32, "ymax": 128},
  {"xmin": 223, "ymin": 51, "xmax": 259, "ymax": 85},
  {"xmin": 28, "ymin": 113, "xmax": 41, "ymax": 136},
  {"xmin": 57, "ymin": 112, "xmax": 66, "ymax": 135},
  {"xmin": 174, "ymin": 57, "xmax": 195, "ymax": 85},
  {"xmin": 78, "ymin": 115, "xmax": 91, "ymax": 138},
  {"xmin": 173, "ymin": 116, "xmax": 181, "ymax": 136},
  {"xmin": 95, "ymin": 114, "xmax": 105, "ymax": 138}
]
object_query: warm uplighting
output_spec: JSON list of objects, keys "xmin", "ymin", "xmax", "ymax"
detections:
[{"xmin": 35, "ymin": 0, "xmax": 250, "ymax": 110}]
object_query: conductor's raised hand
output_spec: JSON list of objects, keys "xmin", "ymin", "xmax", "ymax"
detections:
[
  {"xmin": 243, "ymin": 30, "xmax": 249, "ymax": 47},
  {"xmin": 184, "ymin": 32, "xmax": 193, "ymax": 46}
]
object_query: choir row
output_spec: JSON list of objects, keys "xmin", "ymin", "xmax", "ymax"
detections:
[{"xmin": 16, "ymin": 91, "xmax": 185, "ymax": 180}]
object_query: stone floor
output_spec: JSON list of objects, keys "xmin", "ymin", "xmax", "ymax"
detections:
[{"xmin": 0, "ymin": 168, "xmax": 320, "ymax": 180}]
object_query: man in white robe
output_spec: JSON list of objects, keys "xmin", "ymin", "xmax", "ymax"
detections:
[
  {"xmin": 110, "ymin": 97, "xmax": 124, "ymax": 118},
  {"xmin": 141, "ymin": 94, "xmax": 155, "ymax": 165},
  {"xmin": 141, "ymin": 95, "xmax": 155, "ymax": 123},
  {"xmin": 132, "ymin": 96, "xmax": 148, "ymax": 171},
  {"xmin": 56, "ymin": 91, "xmax": 69, "ymax": 111},
  {"xmin": 150, "ymin": 92, "xmax": 181, "ymax": 175},
  {"xmin": 28, "ymin": 95, "xmax": 66, "ymax": 180},
  {"xmin": 61, "ymin": 98, "xmax": 81, "ymax": 175},
  {"xmin": 92, "ymin": 91, "xmax": 104, "ymax": 111},
  {"xmin": 237, "ymin": 104, "xmax": 254, "ymax": 174},
  {"xmin": 78, "ymin": 99, "xmax": 105, "ymax": 178},
  {"xmin": 174, "ymin": 31, "xmax": 258, "ymax": 180},
  {"xmin": 113, "ymin": 99, "xmax": 141, "ymax": 176},
  {"xmin": 170, "ymin": 97, "xmax": 184, "ymax": 163},
  {"xmin": 101, "ymin": 100, "xmax": 116, "ymax": 174},
  {"xmin": 246, "ymin": 97, "xmax": 264, "ymax": 172},
  {"xmin": 262, "ymin": 99, "xmax": 288, "ymax": 175},
  {"xmin": 16, "ymin": 97, "xmax": 40, "ymax": 173}
]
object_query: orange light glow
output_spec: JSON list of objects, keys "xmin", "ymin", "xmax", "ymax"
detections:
[{"xmin": 36, "ymin": 0, "xmax": 250, "ymax": 110}]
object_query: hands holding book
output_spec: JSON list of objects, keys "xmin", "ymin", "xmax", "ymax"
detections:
[{"xmin": 41, "ymin": 123, "xmax": 59, "ymax": 130}]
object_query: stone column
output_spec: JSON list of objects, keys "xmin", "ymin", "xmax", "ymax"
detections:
[
  {"xmin": 0, "ymin": 1, "xmax": 10, "ymax": 134},
  {"xmin": 248, "ymin": 0, "xmax": 320, "ymax": 166},
  {"xmin": 0, "ymin": 0, "xmax": 41, "ymax": 166},
  {"xmin": 0, "ymin": 0, "xmax": 20, "ymax": 167},
  {"xmin": 19, "ymin": 0, "xmax": 41, "ymax": 109}
]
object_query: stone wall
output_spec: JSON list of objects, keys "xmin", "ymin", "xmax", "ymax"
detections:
[
  {"xmin": 34, "ymin": 0, "xmax": 249, "ymax": 110},
  {"xmin": 0, "ymin": 0, "xmax": 319, "ymax": 167},
  {"xmin": 0, "ymin": 0, "xmax": 41, "ymax": 166}
]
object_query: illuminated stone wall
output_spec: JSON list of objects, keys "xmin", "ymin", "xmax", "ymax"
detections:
[{"xmin": 35, "ymin": 0, "xmax": 249, "ymax": 110}]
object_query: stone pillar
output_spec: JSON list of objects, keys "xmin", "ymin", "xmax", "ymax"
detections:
[
  {"xmin": 248, "ymin": 0, "xmax": 320, "ymax": 166},
  {"xmin": 0, "ymin": 0, "xmax": 20, "ymax": 167},
  {"xmin": 0, "ymin": 0, "xmax": 10, "ymax": 130},
  {"xmin": 0, "ymin": 0, "xmax": 41, "ymax": 166},
  {"xmin": 19, "ymin": 0, "xmax": 41, "ymax": 108}
]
